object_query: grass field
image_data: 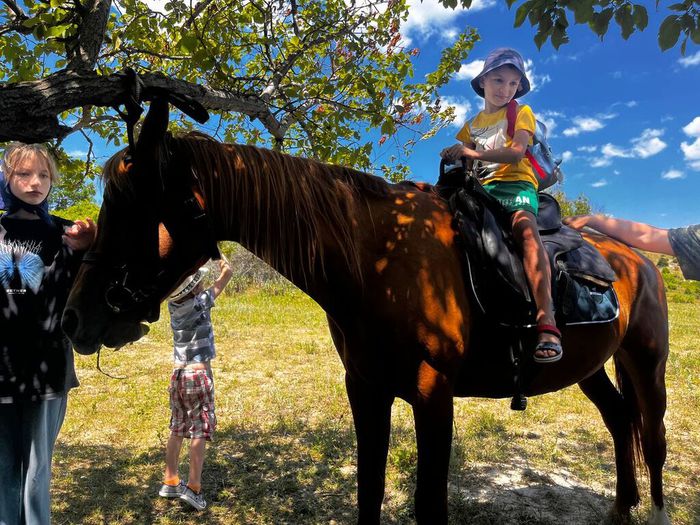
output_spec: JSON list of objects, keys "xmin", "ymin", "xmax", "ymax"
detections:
[{"xmin": 52, "ymin": 288, "xmax": 700, "ymax": 525}]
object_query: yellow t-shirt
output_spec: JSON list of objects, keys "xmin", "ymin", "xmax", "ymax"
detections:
[{"xmin": 455, "ymin": 104, "xmax": 537, "ymax": 188}]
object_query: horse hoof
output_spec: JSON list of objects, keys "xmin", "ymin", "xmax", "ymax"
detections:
[
  {"xmin": 599, "ymin": 508, "xmax": 632, "ymax": 525},
  {"xmin": 648, "ymin": 505, "xmax": 671, "ymax": 525}
]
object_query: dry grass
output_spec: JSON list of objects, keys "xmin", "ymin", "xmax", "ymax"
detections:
[{"xmin": 52, "ymin": 290, "xmax": 700, "ymax": 524}]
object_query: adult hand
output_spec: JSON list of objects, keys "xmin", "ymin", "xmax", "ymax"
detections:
[
  {"xmin": 563, "ymin": 215, "xmax": 593, "ymax": 230},
  {"xmin": 63, "ymin": 218, "xmax": 97, "ymax": 251}
]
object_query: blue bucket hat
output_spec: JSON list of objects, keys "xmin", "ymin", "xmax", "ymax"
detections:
[{"xmin": 470, "ymin": 47, "xmax": 531, "ymax": 99}]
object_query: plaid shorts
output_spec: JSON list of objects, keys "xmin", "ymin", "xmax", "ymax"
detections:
[{"xmin": 168, "ymin": 367, "xmax": 216, "ymax": 440}]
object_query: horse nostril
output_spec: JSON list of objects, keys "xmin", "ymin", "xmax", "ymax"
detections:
[{"xmin": 62, "ymin": 308, "xmax": 79, "ymax": 339}]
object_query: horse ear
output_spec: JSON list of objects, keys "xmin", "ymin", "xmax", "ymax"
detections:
[{"xmin": 136, "ymin": 97, "xmax": 169, "ymax": 158}]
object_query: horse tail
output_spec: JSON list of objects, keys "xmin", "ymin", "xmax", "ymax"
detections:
[{"xmin": 613, "ymin": 354, "xmax": 645, "ymax": 473}]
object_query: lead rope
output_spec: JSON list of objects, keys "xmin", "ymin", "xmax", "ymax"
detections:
[{"xmin": 96, "ymin": 346, "xmax": 128, "ymax": 380}]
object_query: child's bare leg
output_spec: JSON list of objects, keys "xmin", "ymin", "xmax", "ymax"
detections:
[
  {"xmin": 187, "ymin": 438, "xmax": 207, "ymax": 490},
  {"xmin": 164, "ymin": 433, "xmax": 184, "ymax": 481},
  {"xmin": 511, "ymin": 210, "xmax": 560, "ymax": 359}
]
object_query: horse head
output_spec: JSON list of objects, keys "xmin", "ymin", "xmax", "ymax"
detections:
[{"xmin": 63, "ymin": 98, "xmax": 214, "ymax": 355}]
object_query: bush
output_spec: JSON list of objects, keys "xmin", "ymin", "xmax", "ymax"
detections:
[{"xmin": 218, "ymin": 241, "xmax": 294, "ymax": 294}]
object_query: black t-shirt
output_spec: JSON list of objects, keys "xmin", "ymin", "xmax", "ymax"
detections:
[
  {"xmin": 0, "ymin": 214, "xmax": 82, "ymax": 402},
  {"xmin": 668, "ymin": 224, "xmax": 700, "ymax": 281}
]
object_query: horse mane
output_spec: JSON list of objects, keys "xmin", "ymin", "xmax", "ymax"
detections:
[{"xmin": 102, "ymin": 131, "xmax": 391, "ymax": 283}]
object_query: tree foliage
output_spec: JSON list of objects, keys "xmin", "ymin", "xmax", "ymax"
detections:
[
  {"xmin": 549, "ymin": 188, "xmax": 594, "ymax": 217},
  {"xmin": 0, "ymin": 0, "xmax": 478, "ymax": 202},
  {"xmin": 444, "ymin": 0, "xmax": 699, "ymax": 54}
]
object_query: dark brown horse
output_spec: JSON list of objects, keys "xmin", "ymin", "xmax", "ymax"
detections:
[{"xmin": 63, "ymin": 99, "xmax": 671, "ymax": 525}]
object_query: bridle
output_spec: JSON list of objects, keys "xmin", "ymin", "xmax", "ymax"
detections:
[
  {"xmin": 82, "ymin": 142, "xmax": 220, "ymax": 317},
  {"xmin": 81, "ymin": 77, "xmax": 215, "ymax": 318}
]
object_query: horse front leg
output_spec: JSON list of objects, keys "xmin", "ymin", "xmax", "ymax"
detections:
[
  {"xmin": 345, "ymin": 373, "xmax": 394, "ymax": 525},
  {"xmin": 412, "ymin": 361, "xmax": 454, "ymax": 525}
]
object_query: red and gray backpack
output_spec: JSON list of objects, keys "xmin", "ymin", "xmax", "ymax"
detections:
[{"xmin": 506, "ymin": 100, "xmax": 563, "ymax": 191}]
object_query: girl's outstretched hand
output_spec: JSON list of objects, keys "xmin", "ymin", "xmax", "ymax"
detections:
[{"xmin": 63, "ymin": 217, "xmax": 97, "ymax": 251}]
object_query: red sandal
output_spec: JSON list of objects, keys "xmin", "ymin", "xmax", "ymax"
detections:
[{"xmin": 534, "ymin": 324, "xmax": 563, "ymax": 364}]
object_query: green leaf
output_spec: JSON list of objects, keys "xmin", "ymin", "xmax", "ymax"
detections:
[
  {"xmin": 551, "ymin": 27, "xmax": 569, "ymax": 49},
  {"xmin": 633, "ymin": 5, "xmax": 649, "ymax": 31},
  {"xmin": 669, "ymin": 3, "xmax": 687, "ymax": 11},
  {"xmin": 534, "ymin": 28, "xmax": 550, "ymax": 49},
  {"xmin": 505, "ymin": 0, "xmax": 518, "ymax": 7},
  {"xmin": 658, "ymin": 15, "xmax": 682, "ymax": 50},
  {"xmin": 691, "ymin": 24, "xmax": 700, "ymax": 44},
  {"xmin": 615, "ymin": 6, "xmax": 634, "ymax": 40},
  {"xmin": 590, "ymin": 8, "xmax": 614, "ymax": 37},
  {"xmin": 514, "ymin": 3, "xmax": 530, "ymax": 27},
  {"xmin": 571, "ymin": 0, "xmax": 595, "ymax": 24},
  {"xmin": 45, "ymin": 24, "xmax": 70, "ymax": 38},
  {"xmin": 176, "ymin": 34, "xmax": 199, "ymax": 54}
]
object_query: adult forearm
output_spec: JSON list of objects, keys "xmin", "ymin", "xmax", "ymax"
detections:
[{"xmin": 580, "ymin": 215, "xmax": 675, "ymax": 255}]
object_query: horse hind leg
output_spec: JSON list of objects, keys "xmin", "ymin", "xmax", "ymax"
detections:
[
  {"xmin": 614, "ymin": 349, "xmax": 670, "ymax": 525},
  {"xmin": 578, "ymin": 367, "xmax": 640, "ymax": 524}
]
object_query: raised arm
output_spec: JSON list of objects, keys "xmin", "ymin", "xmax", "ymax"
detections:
[
  {"xmin": 210, "ymin": 257, "xmax": 233, "ymax": 299},
  {"xmin": 564, "ymin": 215, "xmax": 675, "ymax": 255}
]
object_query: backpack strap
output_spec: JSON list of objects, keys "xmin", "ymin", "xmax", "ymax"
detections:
[
  {"xmin": 505, "ymin": 99, "xmax": 547, "ymax": 182},
  {"xmin": 506, "ymin": 99, "xmax": 518, "ymax": 139}
]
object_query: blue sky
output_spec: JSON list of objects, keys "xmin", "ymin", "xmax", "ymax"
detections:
[
  {"xmin": 397, "ymin": 0, "xmax": 700, "ymax": 228},
  {"xmin": 63, "ymin": 0, "xmax": 700, "ymax": 228}
]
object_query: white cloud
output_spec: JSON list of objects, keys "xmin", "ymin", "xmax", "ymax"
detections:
[
  {"xmin": 681, "ymin": 139, "xmax": 700, "ymax": 170},
  {"xmin": 662, "ymin": 169, "xmax": 685, "ymax": 180},
  {"xmin": 139, "ymin": 0, "xmax": 168, "ymax": 13},
  {"xmin": 683, "ymin": 116, "xmax": 700, "ymax": 137},
  {"xmin": 456, "ymin": 60, "xmax": 485, "ymax": 81},
  {"xmin": 523, "ymin": 59, "xmax": 551, "ymax": 92},
  {"xmin": 600, "ymin": 128, "xmax": 667, "ymax": 161},
  {"xmin": 679, "ymin": 51, "xmax": 700, "ymax": 68},
  {"xmin": 539, "ymin": 110, "xmax": 563, "ymax": 135},
  {"xmin": 561, "ymin": 150, "xmax": 573, "ymax": 162},
  {"xmin": 68, "ymin": 150, "xmax": 88, "ymax": 158},
  {"xmin": 442, "ymin": 97, "xmax": 473, "ymax": 128},
  {"xmin": 591, "ymin": 179, "xmax": 608, "ymax": 187},
  {"xmin": 631, "ymin": 128, "xmax": 667, "ymax": 158},
  {"xmin": 403, "ymin": 0, "xmax": 496, "ymax": 40},
  {"xmin": 577, "ymin": 145, "xmax": 597, "ymax": 152},
  {"xmin": 591, "ymin": 157, "xmax": 612, "ymax": 168},
  {"xmin": 563, "ymin": 117, "xmax": 606, "ymax": 136},
  {"xmin": 681, "ymin": 116, "xmax": 700, "ymax": 169},
  {"xmin": 601, "ymin": 143, "xmax": 632, "ymax": 158}
]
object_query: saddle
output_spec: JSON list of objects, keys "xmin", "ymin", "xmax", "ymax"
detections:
[
  {"xmin": 436, "ymin": 163, "xmax": 619, "ymax": 329},
  {"xmin": 433, "ymin": 163, "xmax": 620, "ymax": 410}
]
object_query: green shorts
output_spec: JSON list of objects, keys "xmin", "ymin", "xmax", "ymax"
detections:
[{"xmin": 482, "ymin": 181, "xmax": 539, "ymax": 216}]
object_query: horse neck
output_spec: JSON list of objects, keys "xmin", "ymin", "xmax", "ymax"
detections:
[{"xmin": 206, "ymin": 144, "xmax": 371, "ymax": 302}]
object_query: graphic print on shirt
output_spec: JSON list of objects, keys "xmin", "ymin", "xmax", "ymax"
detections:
[
  {"xmin": 470, "ymin": 121, "xmax": 508, "ymax": 180},
  {"xmin": 0, "ymin": 240, "xmax": 44, "ymax": 294}
]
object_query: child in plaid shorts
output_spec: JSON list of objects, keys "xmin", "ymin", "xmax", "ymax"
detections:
[{"xmin": 158, "ymin": 258, "xmax": 232, "ymax": 510}]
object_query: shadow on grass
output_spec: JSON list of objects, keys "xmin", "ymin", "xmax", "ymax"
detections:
[{"xmin": 53, "ymin": 420, "xmax": 616, "ymax": 525}]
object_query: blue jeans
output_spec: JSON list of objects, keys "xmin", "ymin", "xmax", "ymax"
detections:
[{"xmin": 0, "ymin": 396, "xmax": 68, "ymax": 525}]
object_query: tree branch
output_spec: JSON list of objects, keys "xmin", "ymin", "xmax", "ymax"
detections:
[
  {"xmin": 67, "ymin": 0, "xmax": 112, "ymax": 71},
  {"xmin": 0, "ymin": 70, "xmax": 285, "ymax": 143}
]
